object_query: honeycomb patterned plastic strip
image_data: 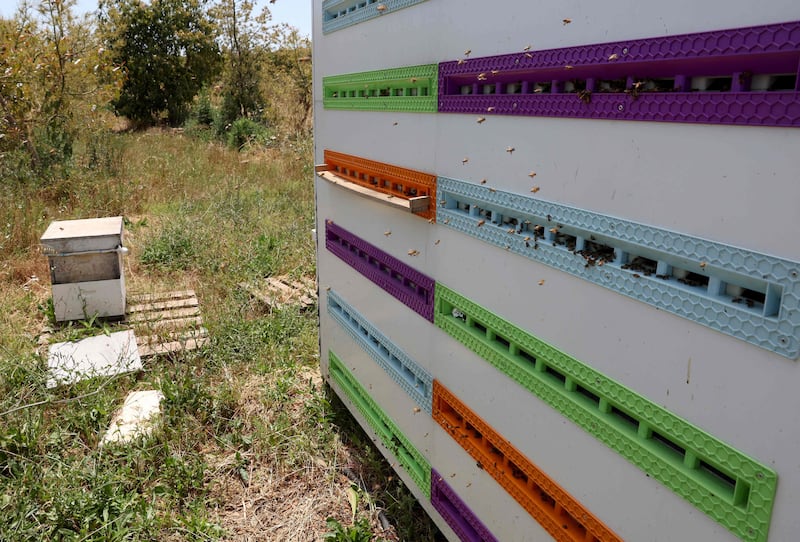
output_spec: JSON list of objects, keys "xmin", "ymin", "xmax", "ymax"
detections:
[
  {"xmin": 433, "ymin": 381, "xmax": 621, "ymax": 542},
  {"xmin": 327, "ymin": 289, "xmax": 433, "ymax": 413},
  {"xmin": 322, "ymin": 0, "xmax": 430, "ymax": 34},
  {"xmin": 434, "ymin": 283, "xmax": 777, "ymax": 542},
  {"xmin": 325, "ymin": 219, "xmax": 435, "ymax": 321},
  {"xmin": 437, "ymin": 177, "xmax": 800, "ymax": 359},
  {"xmin": 321, "ymin": 149, "xmax": 437, "ymax": 220},
  {"xmin": 438, "ymin": 20, "xmax": 800, "ymax": 126},
  {"xmin": 323, "ymin": 64, "xmax": 438, "ymax": 112},
  {"xmin": 431, "ymin": 468, "xmax": 499, "ymax": 542},
  {"xmin": 329, "ymin": 350, "xmax": 432, "ymax": 497}
]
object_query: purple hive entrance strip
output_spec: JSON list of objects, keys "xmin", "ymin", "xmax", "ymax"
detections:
[
  {"xmin": 438, "ymin": 20, "xmax": 800, "ymax": 127},
  {"xmin": 431, "ymin": 468, "xmax": 498, "ymax": 542},
  {"xmin": 325, "ymin": 220, "xmax": 435, "ymax": 321}
]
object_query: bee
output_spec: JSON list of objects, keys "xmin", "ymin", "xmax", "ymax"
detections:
[
  {"xmin": 523, "ymin": 44, "xmax": 532, "ymax": 51},
  {"xmin": 464, "ymin": 49, "xmax": 471, "ymax": 56},
  {"xmin": 597, "ymin": 260, "xmax": 605, "ymax": 266},
  {"xmin": 577, "ymin": 88, "xmax": 592, "ymax": 104},
  {"xmin": 434, "ymin": 239, "xmax": 441, "ymax": 245},
  {"xmin": 440, "ymin": 200, "xmax": 447, "ymax": 206},
  {"xmin": 564, "ymin": 65, "xmax": 574, "ymax": 70},
  {"xmin": 477, "ymin": 116, "xmax": 486, "ymax": 124},
  {"xmin": 325, "ymin": 286, "xmax": 331, "ymax": 291},
  {"xmin": 428, "ymin": 217, "xmax": 435, "ymax": 224},
  {"xmin": 608, "ymin": 53, "xmax": 619, "ymax": 61},
  {"xmin": 457, "ymin": 59, "xmax": 465, "ymax": 65},
  {"xmin": 632, "ymin": 273, "xmax": 641, "ymax": 278},
  {"xmin": 413, "ymin": 407, "xmax": 421, "ymax": 413},
  {"xmin": 476, "ymin": 461, "xmax": 484, "ymax": 470},
  {"xmin": 450, "ymin": 473, "xmax": 456, "ymax": 478},
  {"xmin": 533, "ymin": 86, "xmax": 543, "ymax": 92},
  {"xmin": 410, "ymin": 77, "xmax": 418, "ymax": 83},
  {"xmin": 480, "ymin": 178, "xmax": 487, "ymax": 184},
  {"xmin": 376, "ymin": 3, "xmax": 387, "ymax": 12},
  {"xmin": 549, "ymin": 227, "xmax": 559, "ymax": 234},
  {"xmin": 538, "ymin": 279, "xmax": 545, "ymax": 285},
  {"xmin": 507, "ymin": 228, "xmax": 516, "ymax": 234},
  {"xmin": 477, "ymin": 219, "xmax": 486, "ymax": 227},
  {"xmin": 408, "ymin": 249, "xmax": 419, "ymax": 256},
  {"xmin": 491, "ymin": 70, "xmax": 500, "ymax": 75},
  {"xmin": 505, "ymin": 245, "xmax": 511, "ymax": 251},
  {"xmin": 462, "ymin": 157, "xmax": 469, "ymax": 164},
  {"xmin": 528, "ymin": 171, "xmax": 537, "ymax": 178},
  {"xmin": 387, "ymin": 194, "xmax": 394, "ymax": 199},
  {"xmin": 384, "ymin": 230, "xmax": 391, "ymax": 236},
  {"xmin": 488, "ymin": 188, "xmax": 496, "ymax": 192},
  {"xmin": 466, "ymin": 483, "xmax": 472, "ymax": 487},
  {"xmin": 531, "ymin": 185, "xmax": 540, "ymax": 193},
  {"xmin": 506, "ymin": 146, "xmax": 515, "ymax": 154},
  {"xmin": 444, "ymin": 218, "xmax": 450, "ymax": 224},
  {"xmin": 562, "ymin": 18, "xmax": 572, "ymax": 25},
  {"xmin": 525, "ymin": 52, "xmax": 533, "ymax": 58},
  {"xmin": 477, "ymin": 73, "xmax": 487, "ymax": 81},
  {"xmin": 523, "ymin": 236, "xmax": 531, "ymax": 241},
  {"xmin": 393, "ymin": 121, "xmax": 398, "ymax": 126},
  {"xmin": 699, "ymin": 261, "xmax": 707, "ymax": 268},
  {"xmin": 487, "ymin": 106, "xmax": 496, "ymax": 112},
  {"xmin": 547, "ymin": 214, "xmax": 552, "ymax": 221}
]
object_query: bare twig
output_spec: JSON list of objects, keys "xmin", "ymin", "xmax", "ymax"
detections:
[{"xmin": 0, "ymin": 373, "xmax": 122, "ymax": 418}]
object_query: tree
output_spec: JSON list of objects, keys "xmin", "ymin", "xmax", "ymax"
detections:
[
  {"xmin": 212, "ymin": 0, "xmax": 267, "ymax": 126},
  {"xmin": 1, "ymin": 0, "xmax": 119, "ymax": 183},
  {"xmin": 262, "ymin": 24, "xmax": 312, "ymax": 134},
  {"xmin": 99, "ymin": 0, "xmax": 221, "ymax": 126}
]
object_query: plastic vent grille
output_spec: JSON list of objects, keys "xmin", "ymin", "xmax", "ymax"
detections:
[
  {"xmin": 322, "ymin": 0, "xmax": 430, "ymax": 34},
  {"xmin": 327, "ymin": 289, "xmax": 433, "ymax": 413},
  {"xmin": 328, "ymin": 350, "xmax": 431, "ymax": 497},
  {"xmin": 323, "ymin": 64, "xmax": 438, "ymax": 112},
  {"xmin": 325, "ymin": 220, "xmax": 435, "ymax": 321},
  {"xmin": 433, "ymin": 381, "xmax": 621, "ymax": 542},
  {"xmin": 438, "ymin": 20, "xmax": 800, "ymax": 127},
  {"xmin": 431, "ymin": 468, "xmax": 499, "ymax": 542},
  {"xmin": 321, "ymin": 150, "xmax": 437, "ymax": 220},
  {"xmin": 437, "ymin": 176, "xmax": 800, "ymax": 359},
  {"xmin": 434, "ymin": 283, "xmax": 777, "ymax": 542}
]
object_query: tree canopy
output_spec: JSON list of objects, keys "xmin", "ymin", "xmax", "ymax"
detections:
[{"xmin": 99, "ymin": 0, "xmax": 221, "ymax": 125}]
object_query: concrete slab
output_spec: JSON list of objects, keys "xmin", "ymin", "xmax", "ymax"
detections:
[{"xmin": 47, "ymin": 329, "xmax": 142, "ymax": 388}]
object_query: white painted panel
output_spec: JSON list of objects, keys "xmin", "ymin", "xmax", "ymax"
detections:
[
  {"xmin": 314, "ymin": 1, "xmax": 800, "ymax": 540},
  {"xmin": 52, "ymin": 279, "xmax": 126, "ymax": 321}
]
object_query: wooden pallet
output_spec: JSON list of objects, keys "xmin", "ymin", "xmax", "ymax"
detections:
[
  {"xmin": 239, "ymin": 275, "xmax": 317, "ymax": 311},
  {"xmin": 127, "ymin": 290, "xmax": 209, "ymax": 357}
]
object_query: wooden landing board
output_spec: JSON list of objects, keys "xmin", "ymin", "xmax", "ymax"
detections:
[
  {"xmin": 240, "ymin": 275, "xmax": 317, "ymax": 311},
  {"xmin": 126, "ymin": 290, "xmax": 209, "ymax": 358}
]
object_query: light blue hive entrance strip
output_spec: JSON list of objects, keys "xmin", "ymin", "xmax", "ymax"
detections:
[
  {"xmin": 437, "ymin": 176, "xmax": 800, "ymax": 359},
  {"xmin": 322, "ymin": 0, "xmax": 430, "ymax": 34},
  {"xmin": 327, "ymin": 289, "xmax": 433, "ymax": 413}
]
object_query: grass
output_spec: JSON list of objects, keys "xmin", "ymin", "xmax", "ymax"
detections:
[{"xmin": 0, "ymin": 131, "xmax": 442, "ymax": 541}]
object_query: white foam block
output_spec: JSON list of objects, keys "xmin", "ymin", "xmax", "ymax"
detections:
[{"xmin": 100, "ymin": 390, "xmax": 164, "ymax": 447}]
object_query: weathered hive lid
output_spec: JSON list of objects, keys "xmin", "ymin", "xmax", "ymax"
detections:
[{"xmin": 40, "ymin": 216, "xmax": 124, "ymax": 254}]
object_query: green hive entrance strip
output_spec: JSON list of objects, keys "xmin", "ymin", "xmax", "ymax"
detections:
[
  {"xmin": 434, "ymin": 283, "xmax": 776, "ymax": 542},
  {"xmin": 328, "ymin": 350, "xmax": 431, "ymax": 497},
  {"xmin": 323, "ymin": 64, "xmax": 438, "ymax": 112}
]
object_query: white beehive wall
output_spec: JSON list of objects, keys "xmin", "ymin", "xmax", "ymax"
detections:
[{"xmin": 313, "ymin": 2, "xmax": 800, "ymax": 540}]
